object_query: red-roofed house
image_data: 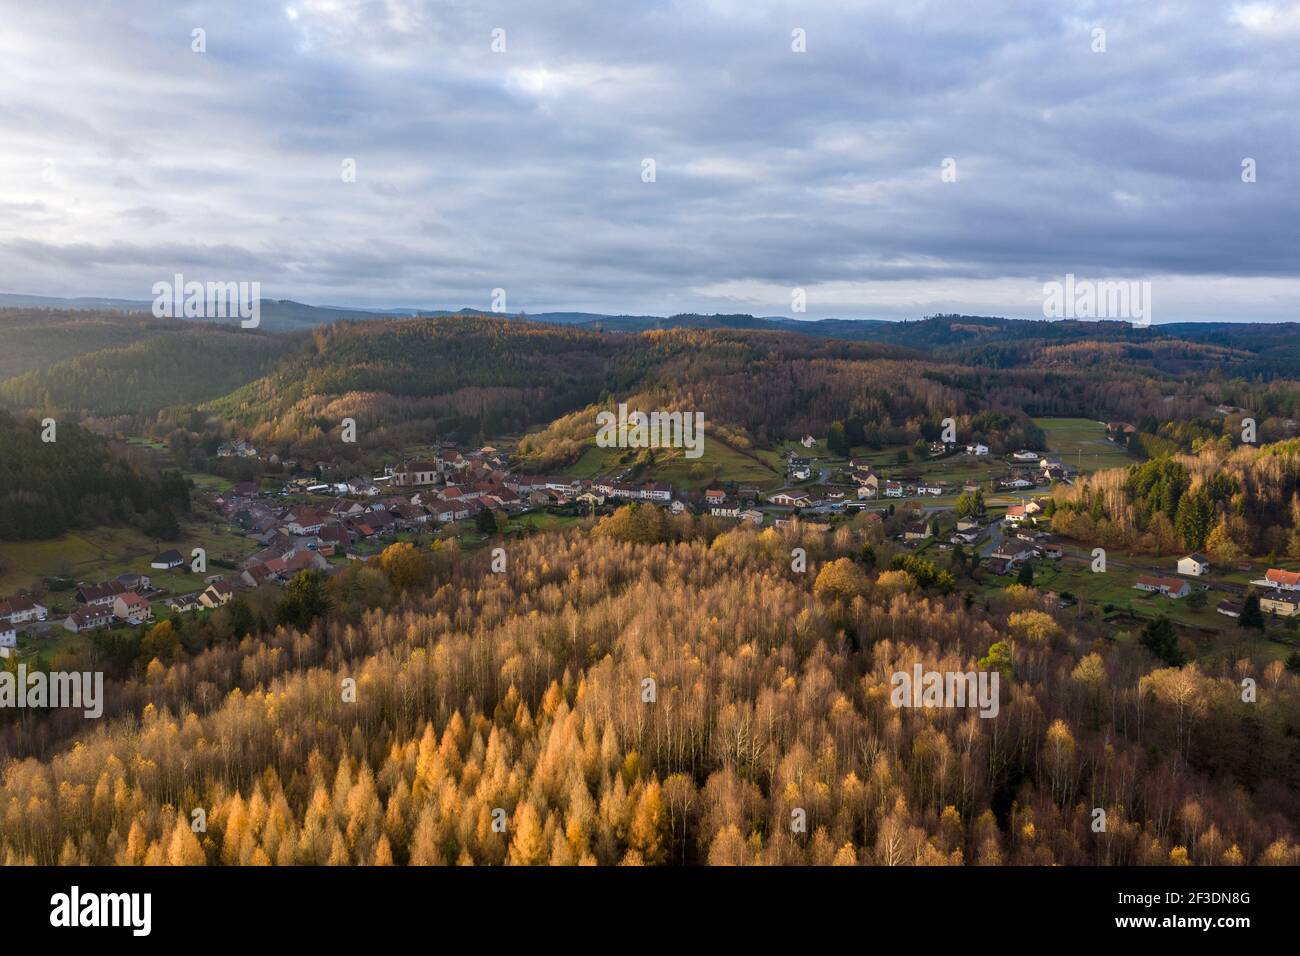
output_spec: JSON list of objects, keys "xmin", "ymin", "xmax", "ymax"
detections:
[
  {"xmin": 1134, "ymin": 576, "xmax": 1191, "ymax": 599},
  {"xmin": 1265, "ymin": 568, "xmax": 1300, "ymax": 591},
  {"xmin": 113, "ymin": 592, "xmax": 153, "ymax": 624}
]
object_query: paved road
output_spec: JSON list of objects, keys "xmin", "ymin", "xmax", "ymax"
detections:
[{"xmin": 979, "ymin": 521, "xmax": 1005, "ymax": 558}]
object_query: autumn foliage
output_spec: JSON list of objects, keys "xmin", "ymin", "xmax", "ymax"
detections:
[{"xmin": 1, "ymin": 521, "xmax": 1297, "ymax": 866}]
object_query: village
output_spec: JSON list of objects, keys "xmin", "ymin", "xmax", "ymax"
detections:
[{"xmin": 1, "ymin": 420, "xmax": 1298, "ymax": 659}]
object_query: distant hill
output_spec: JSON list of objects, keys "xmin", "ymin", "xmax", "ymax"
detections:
[
  {"xmin": 0, "ymin": 292, "xmax": 153, "ymax": 311},
  {"xmin": 189, "ymin": 314, "xmax": 628, "ymax": 462},
  {"xmin": 0, "ymin": 309, "xmax": 172, "ymax": 383},
  {"xmin": 9, "ymin": 290, "xmax": 1295, "ymax": 352},
  {"xmin": 0, "ymin": 294, "xmax": 426, "ymax": 333},
  {"xmin": 0, "ymin": 322, "xmax": 302, "ymax": 419},
  {"xmin": 574, "ymin": 312, "xmax": 898, "ymax": 339}
]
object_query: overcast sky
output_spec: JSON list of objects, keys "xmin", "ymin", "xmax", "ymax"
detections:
[{"xmin": 1, "ymin": 0, "xmax": 1298, "ymax": 321}]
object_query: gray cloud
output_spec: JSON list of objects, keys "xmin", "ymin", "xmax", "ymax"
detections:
[{"xmin": 0, "ymin": 0, "xmax": 1297, "ymax": 321}]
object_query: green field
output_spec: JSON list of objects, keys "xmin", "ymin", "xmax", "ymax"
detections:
[
  {"xmin": 0, "ymin": 518, "xmax": 256, "ymax": 607},
  {"xmin": 557, "ymin": 418, "xmax": 1131, "ymax": 497},
  {"xmin": 508, "ymin": 513, "xmax": 590, "ymax": 534},
  {"xmin": 1033, "ymin": 417, "xmax": 1136, "ymax": 473},
  {"xmin": 977, "ymin": 557, "xmax": 1299, "ymax": 663},
  {"xmin": 567, "ymin": 437, "xmax": 780, "ymax": 490}
]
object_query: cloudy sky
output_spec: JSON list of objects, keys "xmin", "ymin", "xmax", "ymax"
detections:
[{"xmin": 1, "ymin": 0, "xmax": 1298, "ymax": 321}]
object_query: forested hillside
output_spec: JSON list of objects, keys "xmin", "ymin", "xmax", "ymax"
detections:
[
  {"xmin": 8, "ymin": 309, "xmax": 1300, "ymax": 472},
  {"xmin": 181, "ymin": 315, "xmax": 629, "ymax": 457},
  {"xmin": 0, "ymin": 309, "xmax": 163, "ymax": 383},
  {"xmin": 2, "ymin": 514, "xmax": 1296, "ymax": 865},
  {"xmin": 1052, "ymin": 438, "xmax": 1300, "ymax": 559},
  {"xmin": 0, "ymin": 325, "xmax": 300, "ymax": 422},
  {"xmin": 0, "ymin": 412, "xmax": 190, "ymax": 540}
]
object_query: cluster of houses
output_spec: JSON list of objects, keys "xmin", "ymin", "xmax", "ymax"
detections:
[
  {"xmin": 702, "ymin": 488, "xmax": 764, "ymax": 523},
  {"xmin": 985, "ymin": 518, "xmax": 1063, "ymax": 575},
  {"xmin": 55, "ymin": 574, "xmax": 216, "ymax": 633},
  {"xmin": 1247, "ymin": 567, "xmax": 1300, "ymax": 618},
  {"xmin": 997, "ymin": 457, "xmax": 1071, "ymax": 490},
  {"xmin": 846, "ymin": 460, "xmax": 953, "ymax": 501},
  {"xmin": 1130, "ymin": 557, "xmax": 1300, "ymax": 619},
  {"xmin": 216, "ymin": 439, "xmax": 260, "ymax": 459},
  {"xmin": 0, "ymin": 595, "xmax": 50, "ymax": 657},
  {"xmin": 61, "ymin": 578, "xmax": 155, "ymax": 632},
  {"xmin": 928, "ymin": 442, "xmax": 991, "ymax": 456},
  {"xmin": 786, "ymin": 453, "xmax": 815, "ymax": 482},
  {"xmin": 60, "ymin": 574, "xmax": 225, "ymax": 633}
]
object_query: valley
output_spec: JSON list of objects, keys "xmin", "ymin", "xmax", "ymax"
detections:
[{"xmin": 1, "ymin": 306, "xmax": 1299, "ymax": 867}]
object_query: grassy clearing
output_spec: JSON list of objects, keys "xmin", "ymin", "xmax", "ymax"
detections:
[
  {"xmin": 509, "ymin": 513, "xmax": 589, "ymax": 533},
  {"xmin": 0, "ymin": 517, "xmax": 257, "ymax": 607},
  {"xmin": 975, "ymin": 557, "xmax": 1299, "ymax": 663},
  {"xmin": 1034, "ymin": 417, "xmax": 1135, "ymax": 472},
  {"xmin": 566, "ymin": 438, "xmax": 779, "ymax": 490}
]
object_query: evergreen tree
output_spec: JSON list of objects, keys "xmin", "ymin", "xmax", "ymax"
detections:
[
  {"xmin": 1238, "ymin": 592, "xmax": 1265, "ymax": 630},
  {"xmin": 1140, "ymin": 616, "xmax": 1185, "ymax": 665}
]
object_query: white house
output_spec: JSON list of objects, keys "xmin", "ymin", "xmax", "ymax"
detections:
[
  {"xmin": 170, "ymin": 593, "xmax": 202, "ymax": 613},
  {"xmin": 1263, "ymin": 568, "xmax": 1300, "ymax": 591},
  {"xmin": 64, "ymin": 607, "xmax": 114, "ymax": 632},
  {"xmin": 1003, "ymin": 504, "xmax": 1027, "ymax": 525},
  {"xmin": 884, "ymin": 482, "xmax": 904, "ymax": 498},
  {"xmin": 0, "ymin": 596, "xmax": 49, "ymax": 625},
  {"xmin": 1012, "ymin": 450, "xmax": 1040, "ymax": 461},
  {"xmin": 199, "ymin": 582, "xmax": 235, "ymax": 609},
  {"xmin": 287, "ymin": 508, "xmax": 328, "ymax": 536},
  {"xmin": 151, "ymin": 549, "xmax": 185, "ymax": 570},
  {"xmin": 432, "ymin": 503, "xmax": 471, "ymax": 523},
  {"xmin": 1177, "ymin": 554, "xmax": 1210, "ymax": 577},
  {"xmin": 769, "ymin": 491, "xmax": 812, "ymax": 508},
  {"xmin": 0, "ymin": 624, "xmax": 15, "ymax": 650},
  {"xmin": 637, "ymin": 482, "xmax": 673, "ymax": 503},
  {"xmin": 800, "ymin": 435, "xmax": 816, "ymax": 448},
  {"xmin": 992, "ymin": 541, "xmax": 1035, "ymax": 565},
  {"xmin": 966, "ymin": 443, "xmax": 989, "ymax": 456},
  {"xmin": 789, "ymin": 466, "xmax": 812, "ymax": 481},
  {"xmin": 347, "ymin": 476, "xmax": 379, "ymax": 496}
]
